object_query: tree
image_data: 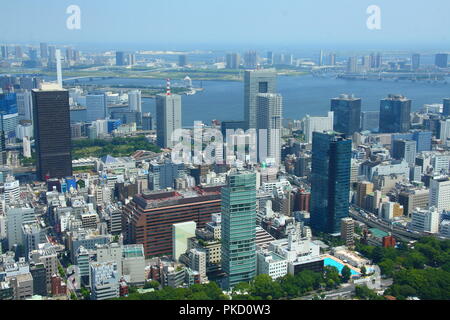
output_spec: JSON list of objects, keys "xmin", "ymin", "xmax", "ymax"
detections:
[
  {"xmin": 360, "ymin": 266, "xmax": 367, "ymax": 276},
  {"xmin": 250, "ymin": 274, "xmax": 283, "ymax": 300},
  {"xmin": 341, "ymin": 266, "xmax": 352, "ymax": 282},
  {"xmin": 144, "ymin": 280, "xmax": 160, "ymax": 289}
]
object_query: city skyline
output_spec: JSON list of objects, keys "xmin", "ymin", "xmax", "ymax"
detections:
[{"xmin": 2, "ymin": 0, "xmax": 450, "ymax": 50}]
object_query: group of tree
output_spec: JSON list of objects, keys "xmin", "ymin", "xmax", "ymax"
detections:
[
  {"xmin": 356, "ymin": 237, "xmax": 450, "ymax": 300},
  {"xmin": 114, "ymin": 282, "xmax": 228, "ymax": 300},
  {"xmin": 231, "ymin": 266, "xmax": 348, "ymax": 300},
  {"xmin": 72, "ymin": 136, "xmax": 161, "ymax": 159}
]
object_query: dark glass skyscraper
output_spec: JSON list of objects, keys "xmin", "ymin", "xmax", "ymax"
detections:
[
  {"xmin": 32, "ymin": 86, "xmax": 72, "ymax": 181},
  {"xmin": 379, "ymin": 94, "xmax": 411, "ymax": 133},
  {"xmin": 310, "ymin": 132, "xmax": 352, "ymax": 234},
  {"xmin": 443, "ymin": 98, "xmax": 450, "ymax": 116},
  {"xmin": 435, "ymin": 53, "xmax": 448, "ymax": 68},
  {"xmin": 330, "ymin": 94, "xmax": 361, "ymax": 136},
  {"xmin": 116, "ymin": 51, "xmax": 126, "ymax": 66}
]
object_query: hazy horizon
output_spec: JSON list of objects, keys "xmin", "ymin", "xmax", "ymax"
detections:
[{"xmin": 2, "ymin": 0, "xmax": 450, "ymax": 51}]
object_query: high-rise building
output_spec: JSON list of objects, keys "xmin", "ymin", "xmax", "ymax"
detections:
[
  {"xmin": 178, "ymin": 54, "xmax": 188, "ymax": 67},
  {"xmin": 15, "ymin": 45, "xmax": 23, "ymax": 59},
  {"xmin": 128, "ymin": 90, "xmax": 142, "ymax": 113},
  {"xmin": 226, "ymin": 53, "xmax": 240, "ymax": 69},
  {"xmin": 123, "ymin": 186, "xmax": 221, "ymax": 257},
  {"xmin": 356, "ymin": 181, "xmax": 374, "ymax": 209},
  {"xmin": 310, "ymin": 132, "xmax": 352, "ymax": 234},
  {"xmin": 32, "ymin": 84, "xmax": 72, "ymax": 180},
  {"xmin": 303, "ymin": 112, "xmax": 334, "ymax": 144},
  {"xmin": 435, "ymin": 53, "xmax": 448, "ymax": 68},
  {"xmin": 86, "ymin": 93, "xmax": 107, "ymax": 121},
  {"xmin": 221, "ymin": 171, "xmax": 257, "ymax": 289},
  {"xmin": 429, "ymin": 177, "xmax": 450, "ymax": 213},
  {"xmin": 39, "ymin": 43, "xmax": 48, "ymax": 59},
  {"xmin": 267, "ymin": 51, "xmax": 274, "ymax": 65},
  {"xmin": 244, "ymin": 69, "xmax": 276, "ymax": 130},
  {"xmin": 340, "ymin": 217, "xmax": 354, "ymax": 247},
  {"xmin": 346, "ymin": 56, "xmax": 357, "ymax": 73},
  {"xmin": 156, "ymin": 88, "xmax": 182, "ymax": 149},
  {"xmin": 48, "ymin": 46, "xmax": 56, "ymax": 62},
  {"xmin": 379, "ymin": 94, "xmax": 411, "ymax": 133},
  {"xmin": 243, "ymin": 51, "xmax": 258, "ymax": 69},
  {"xmin": 116, "ymin": 51, "xmax": 126, "ymax": 66},
  {"xmin": 361, "ymin": 111, "xmax": 380, "ymax": 132},
  {"xmin": 392, "ymin": 139, "xmax": 416, "ymax": 165},
  {"xmin": 411, "ymin": 53, "xmax": 420, "ymax": 70},
  {"xmin": 411, "ymin": 207, "xmax": 440, "ymax": 234},
  {"xmin": 256, "ymin": 93, "xmax": 282, "ymax": 166},
  {"xmin": 443, "ymin": 98, "xmax": 450, "ymax": 116},
  {"xmin": 330, "ymin": 94, "xmax": 361, "ymax": 136},
  {"xmin": 1, "ymin": 45, "xmax": 7, "ymax": 59}
]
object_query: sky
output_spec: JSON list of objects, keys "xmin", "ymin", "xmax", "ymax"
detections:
[{"xmin": 1, "ymin": 0, "xmax": 450, "ymax": 51}]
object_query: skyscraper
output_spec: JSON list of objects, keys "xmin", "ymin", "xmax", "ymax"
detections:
[
  {"xmin": 310, "ymin": 132, "xmax": 352, "ymax": 234},
  {"xmin": 412, "ymin": 53, "xmax": 420, "ymax": 70},
  {"xmin": 178, "ymin": 54, "xmax": 188, "ymax": 67},
  {"xmin": 256, "ymin": 93, "xmax": 282, "ymax": 166},
  {"xmin": 435, "ymin": 53, "xmax": 448, "ymax": 68},
  {"xmin": 116, "ymin": 51, "xmax": 126, "ymax": 66},
  {"xmin": 1, "ymin": 45, "xmax": 8, "ymax": 59},
  {"xmin": 361, "ymin": 111, "xmax": 380, "ymax": 132},
  {"xmin": 346, "ymin": 56, "xmax": 357, "ymax": 73},
  {"xmin": 267, "ymin": 51, "xmax": 274, "ymax": 65},
  {"xmin": 226, "ymin": 53, "xmax": 240, "ymax": 69},
  {"xmin": 379, "ymin": 94, "xmax": 411, "ymax": 133},
  {"xmin": 330, "ymin": 94, "xmax": 361, "ymax": 136},
  {"xmin": 128, "ymin": 90, "xmax": 142, "ymax": 113},
  {"xmin": 39, "ymin": 43, "xmax": 48, "ymax": 59},
  {"xmin": 156, "ymin": 82, "xmax": 182, "ymax": 149},
  {"xmin": 221, "ymin": 171, "xmax": 257, "ymax": 289},
  {"xmin": 244, "ymin": 69, "xmax": 276, "ymax": 129},
  {"xmin": 443, "ymin": 98, "xmax": 450, "ymax": 116},
  {"xmin": 32, "ymin": 84, "xmax": 72, "ymax": 181},
  {"xmin": 243, "ymin": 51, "xmax": 258, "ymax": 69},
  {"xmin": 86, "ymin": 93, "xmax": 107, "ymax": 122}
]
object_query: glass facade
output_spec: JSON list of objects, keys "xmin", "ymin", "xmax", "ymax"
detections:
[
  {"xmin": 221, "ymin": 172, "xmax": 257, "ymax": 289},
  {"xmin": 379, "ymin": 95, "xmax": 411, "ymax": 133},
  {"xmin": 310, "ymin": 132, "xmax": 352, "ymax": 234},
  {"xmin": 330, "ymin": 95, "xmax": 361, "ymax": 135}
]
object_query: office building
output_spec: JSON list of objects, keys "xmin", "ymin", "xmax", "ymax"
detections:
[
  {"xmin": 429, "ymin": 177, "xmax": 450, "ymax": 213},
  {"xmin": 86, "ymin": 93, "xmax": 107, "ymax": 122},
  {"xmin": 128, "ymin": 90, "xmax": 142, "ymax": 113},
  {"xmin": 16, "ymin": 91, "xmax": 33, "ymax": 121},
  {"xmin": 1, "ymin": 45, "xmax": 7, "ymax": 59},
  {"xmin": 178, "ymin": 54, "xmax": 188, "ymax": 67},
  {"xmin": 226, "ymin": 53, "xmax": 240, "ymax": 69},
  {"xmin": 122, "ymin": 186, "xmax": 222, "ymax": 257},
  {"xmin": 122, "ymin": 244, "xmax": 145, "ymax": 285},
  {"xmin": 32, "ymin": 84, "xmax": 72, "ymax": 180},
  {"xmin": 392, "ymin": 139, "xmax": 417, "ymax": 165},
  {"xmin": 89, "ymin": 262, "xmax": 120, "ymax": 300},
  {"xmin": 412, "ymin": 53, "xmax": 420, "ymax": 70},
  {"xmin": 156, "ymin": 89, "xmax": 182, "ymax": 149},
  {"xmin": 39, "ymin": 43, "xmax": 48, "ymax": 59},
  {"xmin": 346, "ymin": 56, "xmax": 357, "ymax": 73},
  {"xmin": 172, "ymin": 221, "xmax": 196, "ymax": 261},
  {"xmin": 340, "ymin": 217, "xmax": 355, "ymax": 247},
  {"xmin": 221, "ymin": 171, "xmax": 257, "ymax": 289},
  {"xmin": 244, "ymin": 69, "xmax": 276, "ymax": 129},
  {"xmin": 411, "ymin": 207, "xmax": 440, "ymax": 234},
  {"xmin": 443, "ymin": 98, "xmax": 450, "ymax": 117},
  {"xmin": 116, "ymin": 51, "xmax": 126, "ymax": 66},
  {"xmin": 243, "ymin": 51, "xmax": 258, "ymax": 69},
  {"xmin": 310, "ymin": 132, "xmax": 352, "ymax": 234},
  {"xmin": 6, "ymin": 208, "xmax": 36, "ymax": 250},
  {"xmin": 435, "ymin": 53, "xmax": 448, "ymax": 68},
  {"xmin": 303, "ymin": 112, "xmax": 334, "ymax": 144},
  {"xmin": 256, "ymin": 93, "xmax": 283, "ymax": 166},
  {"xmin": 379, "ymin": 94, "xmax": 411, "ymax": 133},
  {"xmin": 330, "ymin": 94, "xmax": 361, "ymax": 136}
]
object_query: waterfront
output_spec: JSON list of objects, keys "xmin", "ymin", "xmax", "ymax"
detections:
[{"xmin": 65, "ymin": 75, "xmax": 450, "ymax": 126}]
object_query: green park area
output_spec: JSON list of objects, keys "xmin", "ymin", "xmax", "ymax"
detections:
[{"xmin": 71, "ymin": 136, "xmax": 161, "ymax": 160}]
